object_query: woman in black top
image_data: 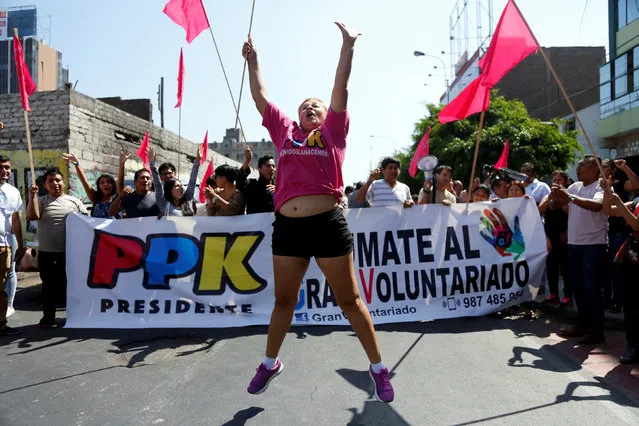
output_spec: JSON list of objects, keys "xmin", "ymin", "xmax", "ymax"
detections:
[
  {"xmin": 601, "ymin": 177, "xmax": 639, "ymax": 364},
  {"xmin": 539, "ymin": 171, "xmax": 571, "ymax": 306}
]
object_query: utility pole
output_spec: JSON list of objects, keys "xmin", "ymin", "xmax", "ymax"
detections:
[{"xmin": 157, "ymin": 77, "xmax": 164, "ymax": 128}]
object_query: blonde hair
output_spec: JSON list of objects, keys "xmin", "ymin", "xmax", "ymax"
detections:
[{"xmin": 298, "ymin": 98, "xmax": 327, "ymax": 114}]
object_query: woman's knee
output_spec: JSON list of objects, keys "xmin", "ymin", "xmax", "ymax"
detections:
[
  {"xmin": 273, "ymin": 293, "xmax": 299, "ymax": 311},
  {"xmin": 337, "ymin": 293, "xmax": 363, "ymax": 313}
]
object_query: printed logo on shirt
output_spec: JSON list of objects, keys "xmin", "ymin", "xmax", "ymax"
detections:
[{"xmin": 281, "ymin": 130, "xmax": 328, "ymax": 158}]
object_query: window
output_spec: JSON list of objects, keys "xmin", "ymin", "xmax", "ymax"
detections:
[
  {"xmin": 601, "ymin": 82, "xmax": 612, "ymax": 104},
  {"xmin": 629, "ymin": 0, "xmax": 639, "ymax": 23},
  {"xmin": 600, "ymin": 63, "xmax": 611, "ymax": 84},
  {"xmin": 620, "ymin": 0, "xmax": 628, "ymax": 28},
  {"xmin": 615, "ymin": 54, "xmax": 629, "ymax": 97},
  {"xmin": 618, "ymin": 0, "xmax": 639, "ymax": 28}
]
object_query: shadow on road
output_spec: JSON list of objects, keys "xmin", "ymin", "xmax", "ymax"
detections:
[
  {"xmin": 220, "ymin": 406, "xmax": 265, "ymax": 425},
  {"xmin": 452, "ymin": 376, "xmax": 635, "ymax": 425}
]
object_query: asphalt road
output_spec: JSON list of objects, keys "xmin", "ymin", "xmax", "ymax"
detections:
[{"xmin": 1, "ymin": 283, "xmax": 639, "ymax": 425}]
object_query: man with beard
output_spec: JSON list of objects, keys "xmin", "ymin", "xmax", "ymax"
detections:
[
  {"xmin": 355, "ymin": 157, "xmax": 413, "ymax": 208},
  {"xmin": 237, "ymin": 145, "xmax": 276, "ymax": 214},
  {"xmin": 418, "ymin": 165, "xmax": 456, "ymax": 205}
]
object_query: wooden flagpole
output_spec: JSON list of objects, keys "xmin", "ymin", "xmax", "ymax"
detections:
[
  {"xmin": 177, "ymin": 106, "xmax": 182, "ymax": 178},
  {"xmin": 511, "ymin": 0, "xmax": 606, "ymax": 177},
  {"xmin": 14, "ymin": 28, "xmax": 38, "ymax": 215},
  {"xmin": 234, "ymin": 0, "xmax": 257, "ymax": 145},
  {"xmin": 466, "ymin": 110, "xmax": 487, "ymax": 205}
]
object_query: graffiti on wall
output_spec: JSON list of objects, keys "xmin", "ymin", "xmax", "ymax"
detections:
[{"xmin": 0, "ymin": 149, "xmax": 68, "ymax": 236}]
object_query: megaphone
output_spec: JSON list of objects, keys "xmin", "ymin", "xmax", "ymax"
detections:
[
  {"xmin": 417, "ymin": 155, "xmax": 439, "ymax": 180},
  {"xmin": 499, "ymin": 168, "xmax": 529, "ymax": 181}
]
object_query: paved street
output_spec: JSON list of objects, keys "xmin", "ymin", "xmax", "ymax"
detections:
[{"xmin": 1, "ymin": 276, "xmax": 639, "ymax": 425}]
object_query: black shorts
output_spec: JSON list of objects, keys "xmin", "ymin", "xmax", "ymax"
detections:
[{"xmin": 272, "ymin": 208, "xmax": 354, "ymax": 259}]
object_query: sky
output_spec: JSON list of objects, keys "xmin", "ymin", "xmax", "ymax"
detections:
[{"xmin": 5, "ymin": 0, "xmax": 609, "ymax": 185}]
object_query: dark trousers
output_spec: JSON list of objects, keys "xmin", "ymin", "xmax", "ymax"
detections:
[
  {"xmin": 605, "ymin": 231, "xmax": 626, "ymax": 307},
  {"xmin": 39, "ymin": 251, "xmax": 67, "ymax": 320},
  {"xmin": 546, "ymin": 241, "xmax": 571, "ymax": 298},
  {"xmin": 623, "ymin": 261, "xmax": 639, "ymax": 348},
  {"xmin": 569, "ymin": 244, "xmax": 607, "ymax": 335}
]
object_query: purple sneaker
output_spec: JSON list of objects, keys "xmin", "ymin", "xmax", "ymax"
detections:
[
  {"xmin": 369, "ymin": 366, "xmax": 394, "ymax": 403},
  {"xmin": 247, "ymin": 359, "xmax": 283, "ymax": 394}
]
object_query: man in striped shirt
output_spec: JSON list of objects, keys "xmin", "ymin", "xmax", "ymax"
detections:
[{"xmin": 355, "ymin": 157, "xmax": 414, "ymax": 208}]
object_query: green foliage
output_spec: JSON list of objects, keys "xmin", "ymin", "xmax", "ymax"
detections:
[{"xmin": 398, "ymin": 92, "xmax": 582, "ymax": 194}]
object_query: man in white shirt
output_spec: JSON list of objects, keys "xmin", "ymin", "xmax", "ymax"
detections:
[
  {"xmin": 0, "ymin": 156, "xmax": 24, "ymax": 335},
  {"xmin": 552, "ymin": 155, "xmax": 608, "ymax": 344},
  {"xmin": 521, "ymin": 162, "xmax": 551, "ymax": 204},
  {"xmin": 355, "ymin": 157, "xmax": 413, "ymax": 208},
  {"xmin": 418, "ymin": 165, "xmax": 456, "ymax": 205}
]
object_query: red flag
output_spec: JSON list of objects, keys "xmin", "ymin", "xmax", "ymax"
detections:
[
  {"xmin": 494, "ymin": 139, "xmax": 510, "ymax": 170},
  {"xmin": 13, "ymin": 34, "xmax": 37, "ymax": 111},
  {"xmin": 175, "ymin": 48, "xmax": 184, "ymax": 108},
  {"xmin": 200, "ymin": 130, "xmax": 208, "ymax": 165},
  {"xmin": 163, "ymin": 0, "xmax": 210, "ymax": 44},
  {"xmin": 438, "ymin": 0, "xmax": 537, "ymax": 124},
  {"xmin": 408, "ymin": 127, "xmax": 431, "ymax": 178},
  {"xmin": 137, "ymin": 132, "xmax": 151, "ymax": 171},
  {"xmin": 478, "ymin": 0, "xmax": 537, "ymax": 88},
  {"xmin": 198, "ymin": 160, "xmax": 214, "ymax": 203},
  {"xmin": 438, "ymin": 77, "xmax": 490, "ymax": 124}
]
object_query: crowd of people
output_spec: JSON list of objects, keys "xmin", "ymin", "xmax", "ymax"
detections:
[
  {"xmin": 345, "ymin": 153, "xmax": 639, "ymax": 364},
  {"xmin": 1, "ymin": 22, "xmax": 639, "ymax": 406}
]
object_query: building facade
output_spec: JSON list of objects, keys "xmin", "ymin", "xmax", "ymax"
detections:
[
  {"xmin": 208, "ymin": 128, "xmax": 277, "ymax": 164},
  {"xmin": 561, "ymin": 103, "xmax": 610, "ymax": 178},
  {"xmin": 443, "ymin": 46, "xmax": 605, "ymax": 122},
  {"xmin": 599, "ymin": 0, "xmax": 639, "ymax": 168},
  {"xmin": 0, "ymin": 89, "xmax": 246, "ymax": 238},
  {"xmin": 0, "ymin": 6, "xmax": 68, "ymax": 95}
]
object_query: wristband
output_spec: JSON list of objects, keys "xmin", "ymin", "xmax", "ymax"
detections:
[
  {"xmin": 73, "ymin": 162, "xmax": 79, "ymax": 167},
  {"xmin": 150, "ymin": 162, "xmax": 156, "ymax": 167}
]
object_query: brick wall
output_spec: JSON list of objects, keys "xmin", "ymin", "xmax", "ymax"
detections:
[
  {"xmin": 0, "ymin": 89, "xmax": 246, "ymax": 204},
  {"xmin": 494, "ymin": 47, "xmax": 606, "ymax": 121},
  {"xmin": 97, "ymin": 97, "xmax": 153, "ymax": 122}
]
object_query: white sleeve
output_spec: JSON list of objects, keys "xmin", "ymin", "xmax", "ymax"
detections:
[{"xmin": 366, "ymin": 181, "xmax": 375, "ymax": 203}]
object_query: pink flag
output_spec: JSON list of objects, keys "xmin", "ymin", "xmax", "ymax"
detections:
[
  {"xmin": 438, "ymin": 0, "xmax": 537, "ymax": 124},
  {"xmin": 494, "ymin": 139, "xmax": 510, "ymax": 170},
  {"xmin": 175, "ymin": 48, "xmax": 184, "ymax": 108},
  {"xmin": 137, "ymin": 132, "xmax": 151, "ymax": 171},
  {"xmin": 200, "ymin": 130, "xmax": 208, "ymax": 165},
  {"xmin": 13, "ymin": 34, "xmax": 37, "ymax": 111},
  {"xmin": 438, "ymin": 77, "xmax": 490, "ymax": 124},
  {"xmin": 478, "ymin": 0, "xmax": 537, "ymax": 88},
  {"xmin": 199, "ymin": 160, "xmax": 214, "ymax": 203},
  {"xmin": 408, "ymin": 127, "xmax": 431, "ymax": 178},
  {"xmin": 163, "ymin": 0, "xmax": 210, "ymax": 44}
]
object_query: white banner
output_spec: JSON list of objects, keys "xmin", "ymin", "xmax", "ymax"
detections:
[{"xmin": 66, "ymin": 198, "xmax": 547, "ymax": 328}]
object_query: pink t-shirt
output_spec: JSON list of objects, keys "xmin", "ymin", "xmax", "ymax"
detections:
[{"xmin": 262, "ymin": 102, "xmax": 349, "ymax": 212}]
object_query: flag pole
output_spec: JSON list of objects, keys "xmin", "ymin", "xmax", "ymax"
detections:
[
  {"xmin": 178, "ymin": 105, "xmax": 182, "ymax": 178},
  {"xmin": 511, "ymin": 0, "xmax": 606, "ymax": 177},
  {"xmin": 466, "ymin": 110, "xmax": 486, "ymax": 205},
  {"xmin": 200, "ymin": 2, "xmax": 248, "ymax": 143},
  {"xmin": 14, "ymin": 28, "xmax": 38, "ymax": 214},
  {"xmin": 234, "ymin": 0, "xmax": 257, "ymax": 143}
]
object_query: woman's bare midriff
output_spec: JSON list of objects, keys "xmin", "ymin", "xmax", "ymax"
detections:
[{"xmin": 279, "ymin": 194, "xmax": 338, "ymax": 217}]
